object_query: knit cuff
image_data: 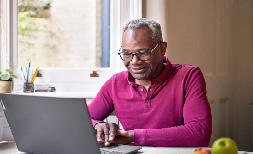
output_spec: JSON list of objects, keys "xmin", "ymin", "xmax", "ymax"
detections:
[
  {"xmin": 133, "ymin": 129, "xmax": 147, "ymax": 146},
  {"xmin": 91, "ymin": 119, "xmax": 105, "ymax": 127}
]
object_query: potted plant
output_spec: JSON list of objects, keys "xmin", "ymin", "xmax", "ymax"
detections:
[{"xmin": 0, "ymin": 69, "xmax": 17, "ymax": 93}]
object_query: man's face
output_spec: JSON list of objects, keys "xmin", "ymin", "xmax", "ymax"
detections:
[{"xmin": 122, "ymin": 27, "xmax": 166, "ymax": 80}]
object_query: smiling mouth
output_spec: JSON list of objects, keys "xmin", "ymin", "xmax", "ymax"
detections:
[{"xmin": 131, "ymin": 67, "xmax": 146, "ymax": 73}]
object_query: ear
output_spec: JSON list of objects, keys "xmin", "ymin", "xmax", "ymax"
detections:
[{"xmin": 160, "ymin": 42, "xmax": 167, "ymax": 56}]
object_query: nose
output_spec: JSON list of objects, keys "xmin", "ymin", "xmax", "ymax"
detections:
[{"xmin": 130, "ymin": 55, "xmax": 141, "ymax": 64}]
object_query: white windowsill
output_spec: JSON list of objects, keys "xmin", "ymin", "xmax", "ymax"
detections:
[{"xmin": 11, "ymin": 91, "xmax": 96, "ymax": 99}]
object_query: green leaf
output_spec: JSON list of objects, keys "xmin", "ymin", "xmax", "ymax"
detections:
[
  {"xmin": 1, "ymin": 74, "xmax": 10, "ymax": 80},
  {"xmin": 12, "ymin": 75, "xmax": 18, "ymax": 78},
  {"xmin": 5, "ymin": 69, "xmax": 13, "ymax": 74}
]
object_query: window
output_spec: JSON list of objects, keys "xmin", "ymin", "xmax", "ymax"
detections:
[
  {"xmin": 1, "ymin": 0, "xmax": 142, "ymax": 93},
  {"xmin": 18, "ymin": 0, "xmax": 110, "ymax": 68}
]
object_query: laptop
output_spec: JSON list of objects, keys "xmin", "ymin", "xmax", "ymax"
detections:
[{"xmin": 0, "ymin": 93, "xmax": 141, "ymax": 154}]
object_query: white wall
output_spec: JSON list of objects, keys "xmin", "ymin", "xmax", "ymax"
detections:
[
  {"xmin": 143, "ymin": 0, "xmax": 253, "ymax": 151},
  {"xmin": 231, "ymin": 0, "xmax": 253, "ymax": 151}
]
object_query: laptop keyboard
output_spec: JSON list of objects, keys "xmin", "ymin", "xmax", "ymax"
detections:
[{"xmin": 99, "ymin": 144, "xmax": 141, "ymax": 154}]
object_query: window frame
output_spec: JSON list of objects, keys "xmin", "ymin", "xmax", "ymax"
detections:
[
  {"xmin": 0, "ymin": 0, "xmax": 142, "ymax": 94},
  {"xmin": 0, "ymin": 0, "xmax": 18, "ymax": 71}
]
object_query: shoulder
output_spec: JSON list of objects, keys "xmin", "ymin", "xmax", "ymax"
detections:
[
  {"xmin": 172, "ymin": 64, "xmax": 203, "ymax": 78},
  {"xmin": 172, "ymin": 64, "xmax": 206, "ymax": 90},
  {"xmin": 170, "ymin": 64, "xmax": 205, "ymax": 86},
  {"xmin": 173, "ymin": 64, "xmax": 201, "ymax": 72}
]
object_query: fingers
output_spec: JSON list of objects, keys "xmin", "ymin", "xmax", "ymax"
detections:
[
  {"xmin": 109, "ymin": 123, "xmax": 118, "ymax": 141},
  {"xmin": 104, "ymin": 123, "xmax": 110, "ymax": 146},
  {"xmin": 96, "ymin": 127, "xmax": 103, "ymax": 143},
  {"xmin": 94, "ymin": 122, "xmax": 119, "ymax": 146}
]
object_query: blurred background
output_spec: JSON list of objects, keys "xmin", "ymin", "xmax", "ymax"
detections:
[{"xmin": 143, "ymin": 0, "xmax": 253, "ymax": 151}]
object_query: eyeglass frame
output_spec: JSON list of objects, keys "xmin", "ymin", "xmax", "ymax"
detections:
[{"xmin": 118, "ymin": 43, "xmax": 161, "ymax": 62}]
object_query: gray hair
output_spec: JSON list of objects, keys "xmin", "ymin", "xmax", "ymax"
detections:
[{"xmin": 123, "ymin": 18, "xmax": 163, "ymax": 43}]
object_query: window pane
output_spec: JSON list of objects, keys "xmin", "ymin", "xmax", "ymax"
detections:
[{"xmin": 18, "ymin": 0, "xmax": 110, "ymax": 68}]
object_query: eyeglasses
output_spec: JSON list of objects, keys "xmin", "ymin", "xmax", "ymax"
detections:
[{"xmin": 118, "ymin": 43, "xmax": 160, "ymax": 61}]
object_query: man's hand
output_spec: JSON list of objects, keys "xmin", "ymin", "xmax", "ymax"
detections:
[
  {"xmin": 94, "ymin": 123, "xmax": 119, "ymax": 146},
  {"xmin": 94, "ymin": 123, "xmax": 134, "ymax": 146},
  {"xmin": 113, "ymin": 129, "xmax": 134, "ymax": 145}
]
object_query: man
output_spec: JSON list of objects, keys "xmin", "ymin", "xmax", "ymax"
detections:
[{"xmin": 88, "ymin": 18, "xmax": 212, "ymax": 147}]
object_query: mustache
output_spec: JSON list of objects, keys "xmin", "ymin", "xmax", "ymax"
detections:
[
  {"xmin": 129, "ymin": 64, "xmax": 148, "ymax": 68},
  {"xmin": 131, "ymin": 66, "xmax": 145, "ymax": 69}
]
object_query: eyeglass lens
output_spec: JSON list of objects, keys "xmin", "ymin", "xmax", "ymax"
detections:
[{"xmin": 120, "ymin": 50, "xmax": 152, "ymax": 61}]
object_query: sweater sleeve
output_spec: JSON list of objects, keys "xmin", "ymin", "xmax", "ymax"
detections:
[
  {"xmin": 133, "ymin": 68, "xmax": 212, "ymax": 147},
  {"xmin": 88, "ymin": 78, "xmax": 114, "ymax": 127}
]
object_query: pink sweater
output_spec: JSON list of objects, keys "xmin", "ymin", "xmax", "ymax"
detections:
[{"xmin": 88, "ymin": 57, "xmax": 212, "ymax": 147}]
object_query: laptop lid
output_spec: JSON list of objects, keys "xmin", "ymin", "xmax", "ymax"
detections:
[{"xmin": 0, "ymin": 93, "xmax": 100, "ymax": 154}]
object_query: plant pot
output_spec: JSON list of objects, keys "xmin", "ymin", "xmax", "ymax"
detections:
[{"xmin": 0, "ymin": 81, "xmax": 13, "ymax": 93}]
